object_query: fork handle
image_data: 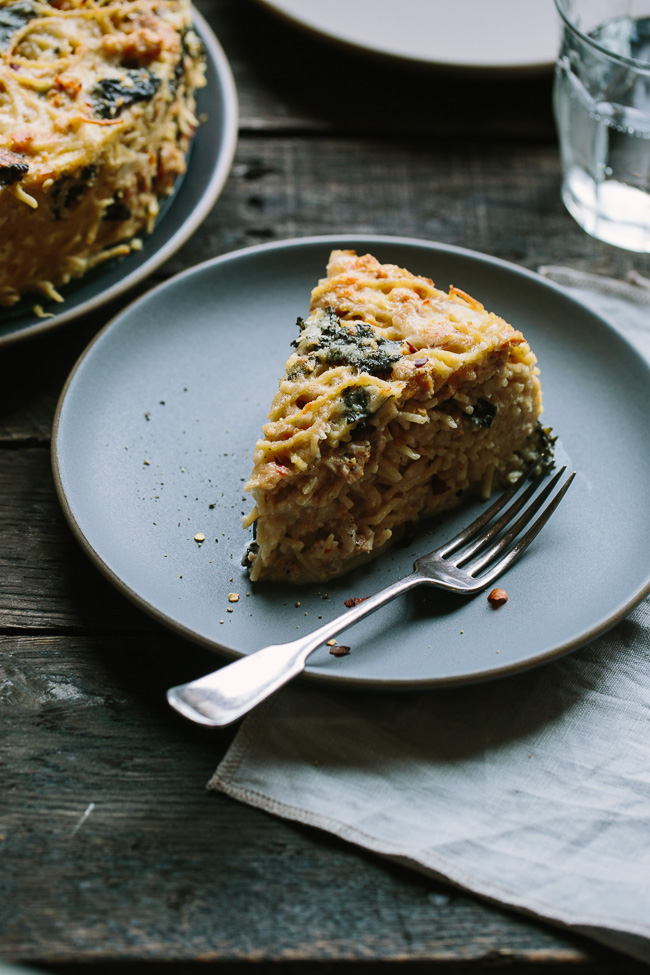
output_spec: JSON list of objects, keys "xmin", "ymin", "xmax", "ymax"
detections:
[
  {"xmin": 167, "ymin": 572, "xmax": 421, "ymax": 727},
  {"xmin": 167, "ymin": 641, "xmax": 313, "ymax": 727}
]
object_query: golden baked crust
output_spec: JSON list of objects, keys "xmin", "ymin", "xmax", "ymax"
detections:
[
  {"xmin": 0, "ymin": 0, "xmax": 205, "ymax": 307},
  {"xmin": 244, "ymin": 250, "xmax": 545, "ymax": 584}
]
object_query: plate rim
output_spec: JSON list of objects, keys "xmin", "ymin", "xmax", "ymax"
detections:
[
  {"xmin": 254, "ymin": 0, "xmax": 557, "ymax": 74},
  {"xmin": 0, "ymin": 9, "xmax": 239, "ymax": 349},
  {"xmin": 52, "ymin": 233, "xmax": 650, "ymax": 690}
]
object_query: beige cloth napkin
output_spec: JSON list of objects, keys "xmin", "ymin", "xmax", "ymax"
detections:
[{"xmin": 210, "ymin": 269, "xmax": 650, "ymax": 964}]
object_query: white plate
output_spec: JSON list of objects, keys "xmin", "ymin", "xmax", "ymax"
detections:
[
  {"xmin": 256, "ymin": 0, "xmax": 560, "ymax": 72},
  {"xmin": 52, "ymin": 235, "xmax": 650, "ymax": 690},
  {"xmin": 0, "ymin": 10, "xmax": 238, "ymax": 347}
]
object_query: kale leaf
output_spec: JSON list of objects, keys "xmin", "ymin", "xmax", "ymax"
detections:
[
  {"xmin": 470, "ymin": 398, "xmax": 498, "ymax": 428},
  {"xmin": 342, "ymin": 387, "xmax": 380, "ymax": 433},
  {"xmin": 0, "ymin": 149, "xmax": 29, "ymax": 187},
  {"xmin": 295, "ymin": 310, "xmax": 402, "ymax": 376},
  {"xmin": 0, "ymin": 2, "xmax": 36, "ymax": 51},
  {"xmin": 103, "ymin": 199, "xmax": 132, "ymax": 221},
  {"xmin": 91, "ymin": 70, "xmax": 160, "ymax": 119}
]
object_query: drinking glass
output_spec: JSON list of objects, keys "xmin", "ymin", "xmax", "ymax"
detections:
[{"xmin": 553, "ymin": 0, "xmax": 650, "ymax": 251}]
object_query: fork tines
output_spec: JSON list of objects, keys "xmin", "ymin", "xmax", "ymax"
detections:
[{"xmin": 441, "ymin": 461, "xmax": 575, "ymax": 583}]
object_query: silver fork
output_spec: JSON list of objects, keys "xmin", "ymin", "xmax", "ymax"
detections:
[{"xmin": 167, "ymin": 463, "xmax": 575, "ymax": 727}]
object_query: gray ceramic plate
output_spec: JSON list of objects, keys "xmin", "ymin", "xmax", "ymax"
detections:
[
  {"xmin": 0, "ymin": 10, "xmax": 238, "ymax": 348},
  {"xmin": 256, "ymin": 0, "xmax": 558, "ymax": 72},
  {"xmin": 52, "ymin": 235, "xmax": 650, "ymax": 689}
]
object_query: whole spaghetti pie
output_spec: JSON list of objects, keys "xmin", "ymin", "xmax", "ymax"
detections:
[
  {"xmin": 243, "ymin": 250, "xmax": 550, "ymax": 583},
  {"xmin": 0, "ymin": 0, "xmax": 205, "ymax": 308}
]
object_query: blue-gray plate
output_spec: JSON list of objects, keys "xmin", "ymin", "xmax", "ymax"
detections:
[
  {"xmin": 52, "ymin": 236, "xmax": 650, "ymax": 689},
  {"xmin": 0, "ymin": 10, "xmax": 238, "ymax": 348}
]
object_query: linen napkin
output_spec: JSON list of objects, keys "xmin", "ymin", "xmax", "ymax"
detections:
[{"xmin": 210, "ymin": 268, "xmax": 650, "ymax": 964}]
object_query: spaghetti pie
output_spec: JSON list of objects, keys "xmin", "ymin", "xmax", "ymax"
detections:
[
  {"xmin": 243, "ymin": 250, "xmax": 549, "ymax": 584},
  {"xmin": 0, "ymin": 0, "xmax": 205, "ymax": 308}
]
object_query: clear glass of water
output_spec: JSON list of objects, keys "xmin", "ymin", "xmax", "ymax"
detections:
[{"xmin": 553, "ymin": 0, "xmax": 650, "ymax": 251}]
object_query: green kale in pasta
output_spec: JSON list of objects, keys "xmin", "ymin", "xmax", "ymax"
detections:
[
  {"xmin": 470, "ymin": 398, "xmax": 497, "ymax": 428},
  {"xmin": 91, "ymin": 70, "xmax": 161, "ymax": 119},
  {"xmin": 342, "ymin": 387, "xmax": 374, "ymax": 428},
  {"xmin": 0, "ymin": 3, "xmax": 36, "ymax": 50},
  {"xmin": 294, "ymin": 309, "xmax": 403, "ymax": 376}
]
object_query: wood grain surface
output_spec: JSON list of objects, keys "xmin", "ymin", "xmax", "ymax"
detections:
[{"xmin": 1, "ymin": 1, "xmax": 648, "ymax": 972}]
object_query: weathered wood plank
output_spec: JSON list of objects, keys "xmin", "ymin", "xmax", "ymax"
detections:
[
  {"xmin": 162, "ymin": 137, "xmax": 637, "ymax": 281},
  {"xmin": 1, "ymin": 634, "xmax": 640, "ymax": 970}
]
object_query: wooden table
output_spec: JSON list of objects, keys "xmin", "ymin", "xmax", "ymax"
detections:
[{"xmin": 2, "ymin": 2, "xmax": 648, "ymax": 972}]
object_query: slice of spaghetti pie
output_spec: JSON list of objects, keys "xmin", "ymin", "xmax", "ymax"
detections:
[{"xmin": 243, "ymin": 250, "xmax": 546, "ymax": 584}]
